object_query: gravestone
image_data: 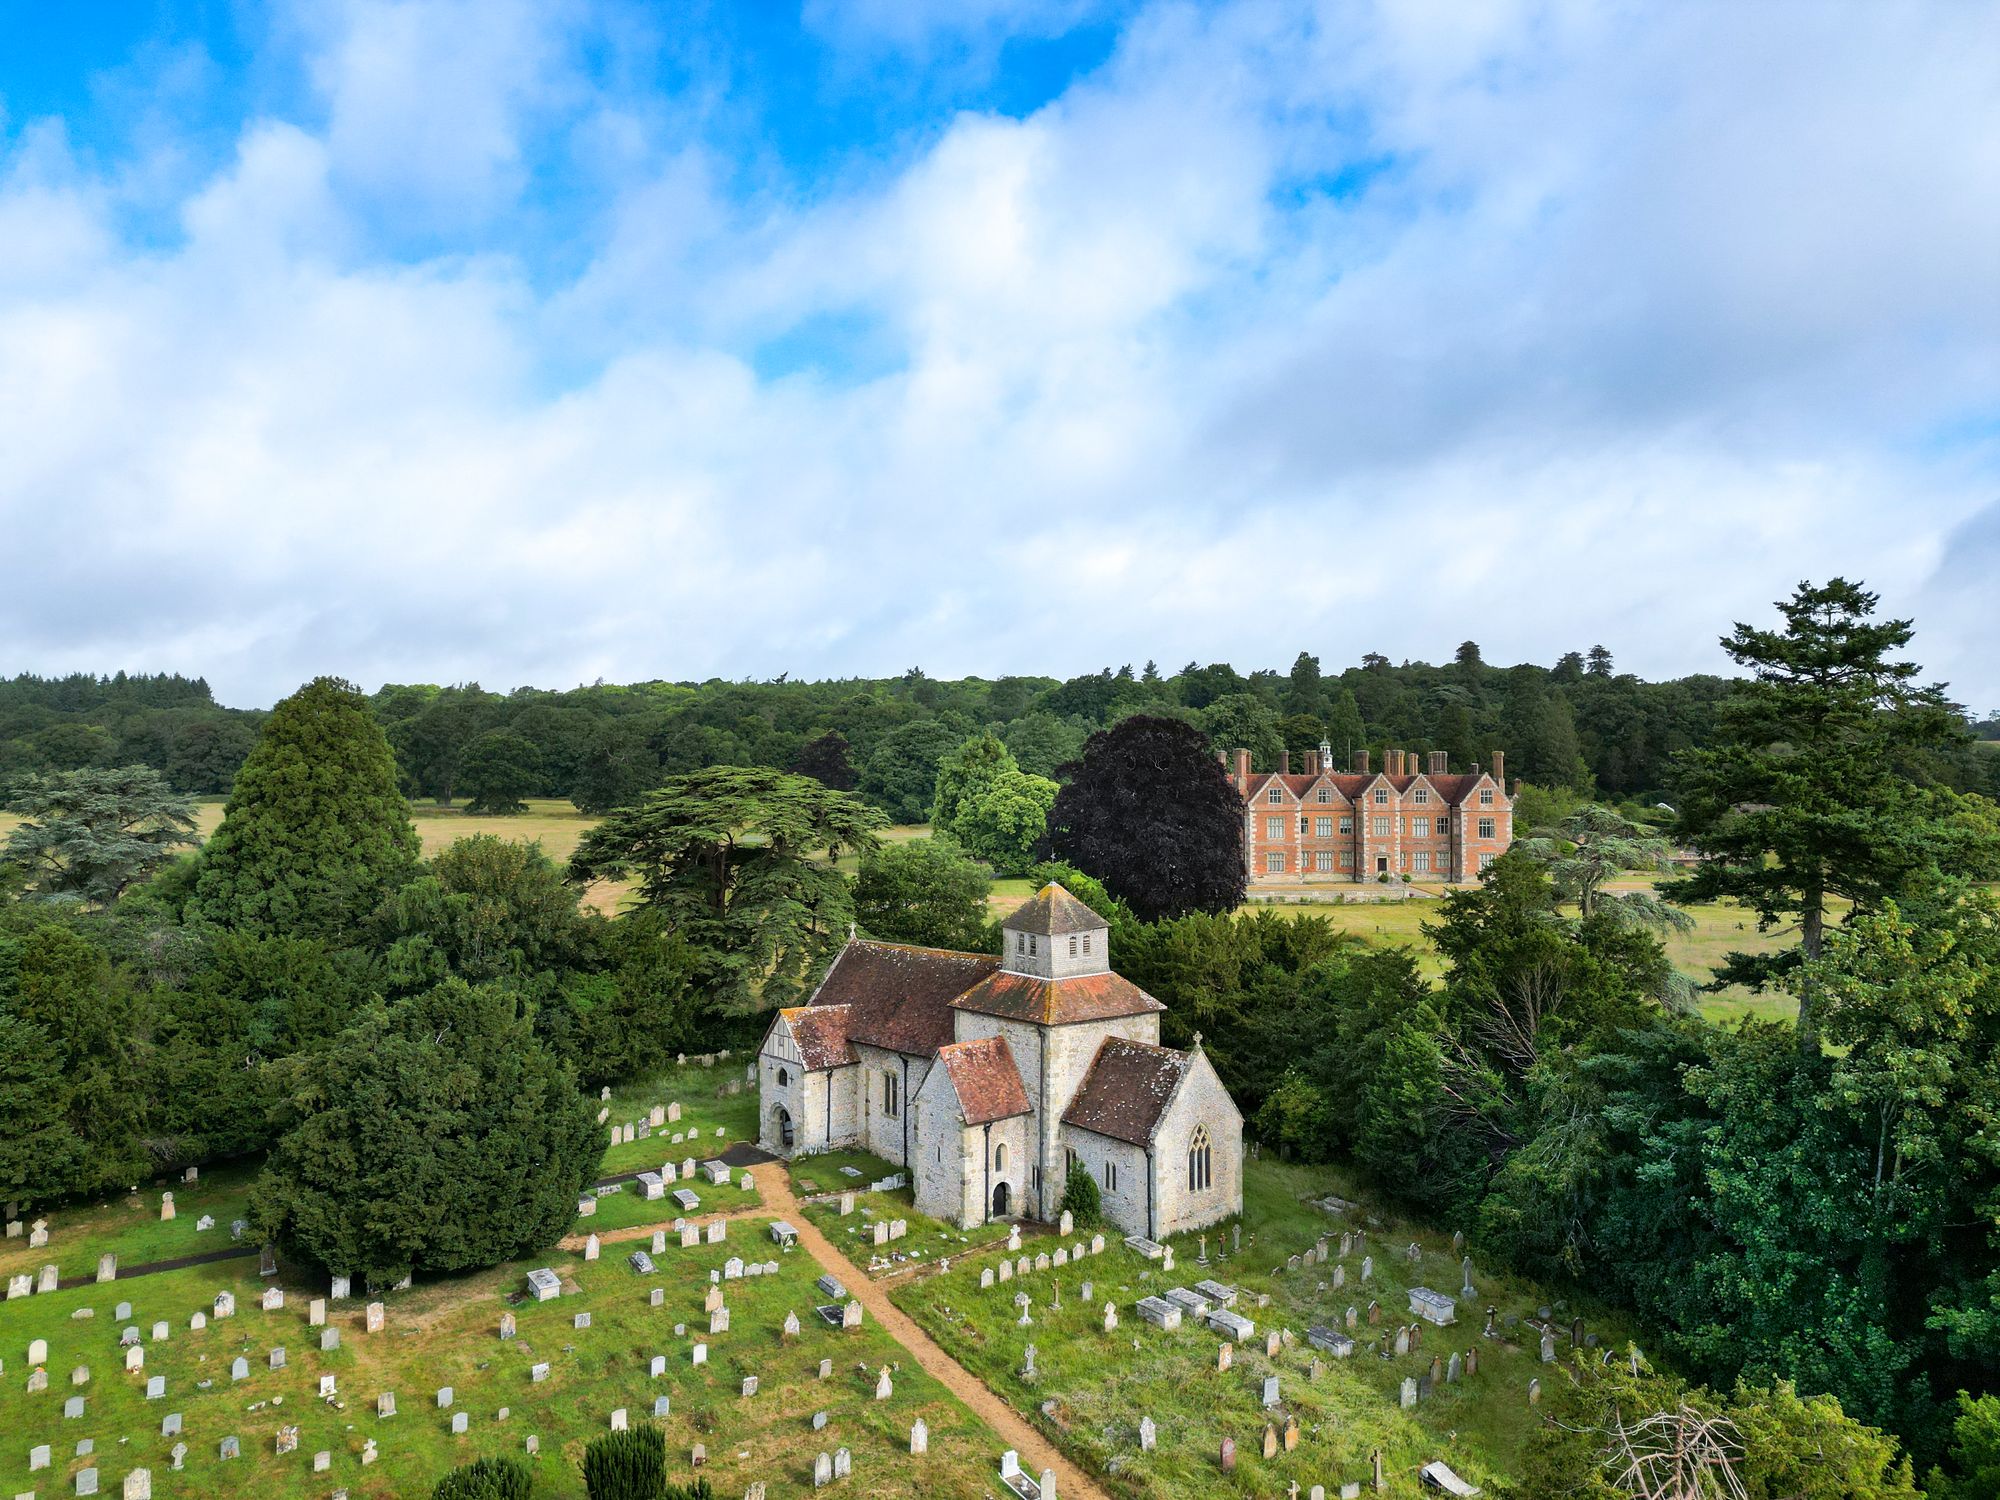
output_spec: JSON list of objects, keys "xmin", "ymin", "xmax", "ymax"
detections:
[
  {"xmin": 1529, "ymin": 1378, "xmax": 1541, "ymax": 1404},
  {"xmin": 740, "ymin": 1376, "xmax": 758, "ymax": 1398},
  {"xmin": 451, "ymin": 1412, "xmax": 468, "ymax": 1435},
  {"xmin": 230, "ymin": 1357, "xmax": 248, "ymax": 1382},
  {"xmin": 190, "ymin": 1312, "xmax": 207, "ymax": 1331},
  {"xmin": 1263, "ymin": 1375, "xmax": 1280, "ymax": 1407},
  {"xmin": 97, "ymin": 1254, "xmax": 117, "ymax": 1283},
  {"xmin": 1217, "ymin": 1342, "xmax": 1233, "ymax": 1372},
  {"xmin": 214, "ymin": 1291, "xmax": 235, "ymax": 1319},
  {"xmin": 875, "ymin": 1367, "xmax": 893, "ymax": 1399},
  {"xmin": 275, "ymin": 1425, "xmax": 298, "ymax": 1455},
  {"xmin": 1400, "ymin": 1377, "xmax": 1418, "ymax": 1408},
  {"xmin": 834, "ymin": 1449, "xmax": 851, "ymax": 1478},
  {"xmin": 654, "ymin": 1395, "xmax": 670, "ymax": 1418},
  {"xmin": 76, "ymin": 1466, "xmax": 99, "ymax": 1495},
  {"xmin": 161, "ymin": 1413, "xmax": 181, "ymax": 1437},
  {"xmin": 1262, "ymin": 1424, "xmax": 1277, "ymax": 1460},
  {"xmin": 261, "ymin": 1287, "xmax": 283, "ymax": 1312},
  {"xmin": 151, "ymin": 1320, "xmax": 168, "ymax": 1342},
  {"xmin": 1220, "ymin": 1436, "xmax": 1236, "ymax": 1474},
  {"xmin": 269, "ymin": 1347, "xmax": 286, "ymax": 1370},
  {"xmin": 219, "ymin": 1436, "xmax": 239, "ymax": 1460},
  {"xmin": 366, "ymin": 1302, "xmax": 384, "ymax": 1332},
  {"xmin": 378, "ymin": 1392, "xmax": 397, "ymax": 1417},
  {"xmin": 330, "ymin": 1274, "xmax": 351, "ymax": 1300},
  {"xmin": 499, "ymin": 1312, "xmax": 515, "ymax": 1340},
  {"xmin": 322, "ymin": 1327, "xmax": 340, "ymax": 1352},
  {"xmin": 531, "ymin": 1364, "xmax": 550, "ymax": 1382},
  {"xmin": 575, "ymin": 1312, "xmax": 592, "ymax": 1330},
  {"xmin": 145, "ymin": 1375, "xmax": 165, "ymax": 1400},
  {"xmin": 1541, "ymin": 1328, "xmax": 1557, "ymax": 1363},
  {"xmin": 814, "ymin": 1453, "xmax": 832, "ymax": 1487},
  {"xmin": 123, "ymin": 1469, "xmax": 150, "ymax": 1500},
  {"xmin": 437, "ymin": 1386, "xmax": 453, "ymax": 1409}
]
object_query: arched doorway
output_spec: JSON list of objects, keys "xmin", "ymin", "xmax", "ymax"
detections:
[
  {"xmin": 774, "ymin": 1106, "xmax": 794, "ymax": 1151},
  {"xmin": 991, "ymin": 1180, "xmax": 1010, "ymax": 1218}
]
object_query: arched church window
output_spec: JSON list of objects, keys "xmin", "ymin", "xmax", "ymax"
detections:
[{"xmin": 1187, "ymin": 1125, "xmax": 1212, "ymax": 1193}]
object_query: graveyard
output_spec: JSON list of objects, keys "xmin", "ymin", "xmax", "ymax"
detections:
[
  {"xmin": 891, "ymin": 1156, "xmax": 1646, "ymax": 1498},
  {"xmin": 0, "ymin": 1057, "xmax": 1022, "ymax": 1500},
  {"xmin": 788, "ymin": 1151, "xmax": 1013, "ymax": 1282}
]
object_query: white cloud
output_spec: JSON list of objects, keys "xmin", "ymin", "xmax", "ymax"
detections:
[{"xmin": 0, "ymin": 0, "xmax": 1996, "ymax": 707}]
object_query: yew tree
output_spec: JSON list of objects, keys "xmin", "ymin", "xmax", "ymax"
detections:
[{"xmin": 194, "ymin": 677, "xmax": 420, "ymax": 940}]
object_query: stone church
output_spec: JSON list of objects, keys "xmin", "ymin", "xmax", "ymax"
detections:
[{"xmin": 756, "ymin": 884, "xmax": 1243, "ymax": 1240}]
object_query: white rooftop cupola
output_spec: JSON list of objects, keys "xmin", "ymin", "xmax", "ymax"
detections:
[{"xmin": 999, "ymin": 883, "xmax": 1110, "ymax": 980}]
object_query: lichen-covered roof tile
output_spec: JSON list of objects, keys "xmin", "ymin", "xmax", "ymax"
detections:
[{"xmin": 1061, "ymin": 1036, "xmax": 1190, "ymax": 1146}]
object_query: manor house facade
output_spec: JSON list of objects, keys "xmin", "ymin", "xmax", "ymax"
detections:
[
  {"xmin": 1231, "ymin": 743, "xmax": 1514, "ymax": 884},
  {"xmin": 756, "ymin": 884, "xmax": 1243, "ymax": 1240}
]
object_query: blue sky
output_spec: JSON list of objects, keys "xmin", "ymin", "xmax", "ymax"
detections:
[{"xmin": 2, "ymin": 1, "xmax": 1996, "ymax": 709}]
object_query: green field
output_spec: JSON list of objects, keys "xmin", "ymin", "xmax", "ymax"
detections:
[{"xmin": 892, "ymin": 1156, "xmax": 1642, "ymax": 1498}]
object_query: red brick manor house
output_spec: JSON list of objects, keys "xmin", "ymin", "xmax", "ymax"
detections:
[{"xmin": 1227, "ymin": 742, "xmax": 1514, "ymax": 885}]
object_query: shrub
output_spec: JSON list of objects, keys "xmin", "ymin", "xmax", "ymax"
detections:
[
  {"xmin": 1059, "ymin": 1164, "xmax": 1102, "ymax": 1228},
  {"xmin": 582, "ymin": 1426, "xmax": 666, "ymax": 1500},
  {"xmin": 434, "ymin": 1456, "xmax": 533, "ymax": 1500}
]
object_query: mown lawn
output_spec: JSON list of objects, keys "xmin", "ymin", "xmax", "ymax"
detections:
[
  {"xmin": 0, "ymin": 1212, "xmax": 1006, "ymax": 1500},
  {"xmin": 892, "ymin": 1157, "xmax": 1644, "ymax": 1499}
]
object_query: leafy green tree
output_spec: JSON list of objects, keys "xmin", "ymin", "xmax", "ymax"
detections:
[
  {"xmin": 929, "ymin": 733, "xmax": 1016, "ymax": 829},
  {"xmin": 434, "ymin": 1455, "xmax": 534, "ymax": 1500},
  {"xmin": 1058, "ymin": 1162, "xmax": 1102, "ymax": 1228},
  {"xmin": 582, "ymin": 1425, "xmax": 665, "ymax": 1500},
  {"xmin": 569, "ymin": 716, "xmax": 662, "ymax": 815},
  {"xmin": 193, "ymin": 677, "xmax": 420, "ymax": 940},
  {"xmin": 1254, "ymin": 1068, "xmax": 1336, "ymax": 1161},
  {"xmin": 1002, "ymin": 713, "xmax": 1084, "ymax": 779},
  {"xmin": 1323, "ymin": 687, "xmax": 1366, "ymax": 764},
  {"xmin": 1517, "ymin": 1361, "xmax": 1917, "ymax": 1499},
  {"xmin": 1044, "ymin": 716, "xmax": 1247, "ymax": 922},
  {"xmin": 859, "ymin": 718, "xmax": 967, "ymax": 823},
  {"xmin": 568, "ymin": 767, "xmax": 882, "ymax": 1016},
  {"xmin": 459, "ymin": 731, "xmax": 543, "ymax": 814},
  {"xmin": 1666, "ymin": 579, "xmax": 1995, "ymax": 1046},
  {"xmin": 1199, "ymin": 692, "xmax": 1284, "ymax": 769},
  {"xmin": 852, "ymin": 839, "xmax": 994, "ymax": 951},
  {"xmin": 2, "ymin": 765, "xmax": 199, "ymax": 907},
  {"xmin": 545, "ymin": 912, "xmax": 700, "ymax": 1087},
  {"xmin": 388, "ymin": 686, "xmax": 496, "ymax": 804},
  {"xmin": 1928, "ymin": 1392, "xmax": 2000, "ymax": 1500},
  {"xmin": 945, "ymin": 769, "xmax": 1056, "ymax": 876},
  {"xmin": 377, "ymin": 836, "xmax": 592, "ymax": 995},
  {"xmin": 790, "ymin": 731, "xmax": 857, "ymax": 791},
  {"xmin": 251, "ymin": 979, "xmax": 602, "ymax": 1280}
]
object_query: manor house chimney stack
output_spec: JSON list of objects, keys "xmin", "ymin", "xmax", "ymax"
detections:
[{"xmin": 1491, "ymin": 750, "xmax": 1505, "ymax": 787}]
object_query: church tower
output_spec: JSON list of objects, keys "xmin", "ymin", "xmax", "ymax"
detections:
[{"xmin": 998, "ymin": 883, "xmax": 1110, "ymax": 980}]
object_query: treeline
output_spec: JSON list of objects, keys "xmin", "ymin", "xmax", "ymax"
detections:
[
  {"xmin": 17, "ymin": 649, "xmax": 1994, "ymax": 810},
  {"xmin": 0, "ymin": 672, "xmax": 258, "ymax": 794}
]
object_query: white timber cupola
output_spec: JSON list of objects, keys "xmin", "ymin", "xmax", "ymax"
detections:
[{"xmin": 999, "ymin": 883, "xmax": 1110, "ymax": 980}]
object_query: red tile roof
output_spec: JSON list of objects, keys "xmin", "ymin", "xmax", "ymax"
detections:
[
  {"xmin": 781, "ymin": 1004, "xmax": 855, "ymax": 1071},
  {"xmin": 935, "ymin": 1035, "xmax": 1032, "ymax": 1125},
  {"xmin": 1061, "ymin": 1036, "xmax": 1190, "ymax": 1146},
  {"xmin": 1241, "ymin": 771, "xmax": 1498, "ymax": 807},
  {"xmin": 949, "ymin": 969, "xmax": 1165, "ymax": 1027},
  {"xmin": 806, "ymin": 940, "xmax": 1000, "ymax": 1057},
  {"xmin": 1002, "ymin": 883, "xmax": 1107, "ymax": 936}
]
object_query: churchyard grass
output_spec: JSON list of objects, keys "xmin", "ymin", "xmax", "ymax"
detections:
[
  {"xmin": 0, "ymin": 1164, "xmax": 260, "ymax": 1285},
  {"xmin": 785, "ymin": 1153, "xmax": 1004, "ymax": 1280},
  {"xmin": 891, "ymin": 1157, "xmax": 1645, "ymax": 1498},
  {"xmin": 595, "ymin": 1059, "xmax": 760, "ymax": 1180},
  {"xmin": 0, "ymin": 1214, "xmax": 1005, "ymax": 1500}
]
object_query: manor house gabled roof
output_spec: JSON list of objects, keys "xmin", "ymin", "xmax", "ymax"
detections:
[
  {"xmin": 1242, "ymin": 771, "xmax": 1491, "ymax": 806},
  {"xmin": 949, "ymin": 969, "xmax": 1165, "ymax": 1028},
  {"xmin": 1062, "ymin": 1036, "xmax": 1190, "ymax": 1146},
  {"xmin": 934, "ymin": 1036, "xmax": 1032, "ymax": 1125},
  {"xmin": 1002, "ymin": 883, "xmax": 1108, "ymax": 936},
  {"xmin": 806, "ymin": 939, "xmax": 1000, "ymax": 1057}
]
